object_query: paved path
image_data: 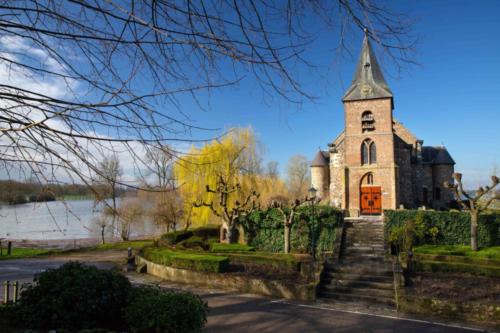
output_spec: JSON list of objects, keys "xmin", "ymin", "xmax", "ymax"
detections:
[{"xmin": 0, "ymin": 253, "xmax": 493, "ymax": 333}]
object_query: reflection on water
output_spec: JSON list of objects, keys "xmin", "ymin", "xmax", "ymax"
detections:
[{"xmin": 0, "ymin": 200, "xmax": 165, "ymax": 240}]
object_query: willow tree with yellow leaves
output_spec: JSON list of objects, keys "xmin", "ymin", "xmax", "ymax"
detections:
[{"xmin": 174, "ymin": 128, "xmax": 288, "ymax": 241}]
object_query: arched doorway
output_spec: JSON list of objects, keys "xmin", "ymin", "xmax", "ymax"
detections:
[{"xmin": 360, "ymin": 172, "xmax": 382, "ymax": 215}]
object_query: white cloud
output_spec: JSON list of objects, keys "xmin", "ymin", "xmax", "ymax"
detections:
[{"xmin": 0, "ymin": 35, "xmax": 182, "ymax": 185}]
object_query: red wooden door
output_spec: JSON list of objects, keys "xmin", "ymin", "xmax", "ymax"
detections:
[{"xmin": 360, "ymin": 186, "xmax": 382, "ymax": 215}]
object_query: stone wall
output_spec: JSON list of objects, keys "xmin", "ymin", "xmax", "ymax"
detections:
[
  {"xmin": 394, "ymin": 135, "xmax": 415, "ymax": 208},
  {"xmin": 431, "ymin": 164, "xmax": 455, "ymax": 209},
  {"xmin": 329, "ymin": 140, "xmax": 345, "ymax": 208},
  {"xmin": 136, "ymin": 256, "xmax": 318, "ymax": 301}
]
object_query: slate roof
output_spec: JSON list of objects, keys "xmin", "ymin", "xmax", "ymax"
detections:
[
  {"xmin": 422, "ymin": 146, "xmax": 455, "ymax": 165},
  {"xmin": 311, "ymin": 150, "xmax": 329, "ymax": 167},
  {"xmin": 342, "ymin": 33, "xmax": 393, "ymax": 103}
]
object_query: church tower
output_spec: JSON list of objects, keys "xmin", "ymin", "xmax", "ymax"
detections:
[{"xmin": 342, "ymin": 31, "xmax": 398, "ymax": 215}]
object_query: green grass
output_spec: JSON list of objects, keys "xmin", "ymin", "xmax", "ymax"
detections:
[
  {"xmin": 0, "ymin": 247, "xmax": 59, "ymax": 260},
  {"xmin": 210, "ymin": 243, "xmax": 254, "ymax": 252},
  {"xmin": 414, "ymin": 245, "xmax": 500, "ymax": 260},
  {"xmin": 93, "ymin": 240, "xmax": 154, "ymax": 251}
]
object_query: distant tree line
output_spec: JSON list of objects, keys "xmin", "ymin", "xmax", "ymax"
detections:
[{"xmin": 0, "ymin": 180, "xmax": 130, "ymax": 205}]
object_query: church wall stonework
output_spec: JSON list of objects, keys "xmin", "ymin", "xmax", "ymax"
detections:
[
  {"xmin": 329, "ymin": 142, "xmax": 344, "ymax": 208},
  {"xmin": 432, "ymin": 164, "xmax": 454, "ymax": 208},
  {"xmin": 394, "ymin": 135, "xmax": 414, "ymax": 208}
]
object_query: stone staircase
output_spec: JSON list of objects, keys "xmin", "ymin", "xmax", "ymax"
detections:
[{"xmin": 318, "ymin": 218, "xmax": 395, "ymax": 308}]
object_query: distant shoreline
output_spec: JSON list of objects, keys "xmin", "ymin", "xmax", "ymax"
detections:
[
  {"xmin": 2, "ymin": 235, "xmax": 156, "ymax": 250},
  {"xmin": 0, "ymin": 195, "xmax": 95, "ymax": 206}
]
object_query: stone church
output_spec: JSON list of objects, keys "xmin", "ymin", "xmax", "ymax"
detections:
[{"xmin": 310, "ymin": 34, "xmax": 455, "ymax": 216}]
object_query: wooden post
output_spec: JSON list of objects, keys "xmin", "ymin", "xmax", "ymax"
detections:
[
  {"xmin": 3, "ymin": 281, "xmax": 10, "ymax": 304},
  {"xmin": 12, "ymin": 281, "xmax": 19, "ymax": 304},
  {"xmin": 7, "ymin": 241, "xmax": 12, "ymax": 256}
]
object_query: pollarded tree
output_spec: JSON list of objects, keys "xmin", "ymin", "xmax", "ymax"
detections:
[
  {"xmin": 271, "ymin": 198, "xmax": 302, "ymax": 254},
  {"xmin": 444, "ymin": 173, "xmax": 499, "ymax": 251},
  {"xmin": 195, "ymin": 175, "xmax": 259, "ymax": 243}
]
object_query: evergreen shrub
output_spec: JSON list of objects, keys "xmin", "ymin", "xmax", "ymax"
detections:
[
  {"xmin": 384, "ymin": 210, "xmax": 500, "ymax": 248},
  {"xmin": 241, "ymin": 205, "xmax": 342, "ymax": 253},
  {"xmin": 125, "ymin": 286, "xmax": 207, "ymax": 333},
  {"xmin": 15, "ymin": 262, "xmax": 131, "ymax": 331}
]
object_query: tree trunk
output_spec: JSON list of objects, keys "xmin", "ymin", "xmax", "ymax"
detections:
[
  {"xmin": 470, "ymin": 210, "xmax": 479, "ymax": 251},
  {"xmin": 284, "ymin": 224, "xmax": 291, "ymax": 254},
  {"xmin": 101, "ymin": 226, "xmax": 105, "ymax": 244}
]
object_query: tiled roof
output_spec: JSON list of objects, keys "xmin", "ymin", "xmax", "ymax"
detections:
[{"xmin": 422, "ymin": 146, "xmax": 455, "ymax": 165}]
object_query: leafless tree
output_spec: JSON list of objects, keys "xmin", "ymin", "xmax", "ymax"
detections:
[
  {"xmin": 444, "ymin": 173, "xmax": 499, "ymax": 251},
  {"xmin": 286, "ymin": 155, "xmax": 310, "ymax": 199},
  {"xmin": 93, "ymin": 215, "xmax": 110, "ymax": 245},
  {"xmin": 95, "ymin": 155, "xmax": 122, "ymax": 236},
  {"xmin": 117, "ymin": 196, "xmax": 144, "ymax": 241},
  {"xmin": 265, "ymin": 161, "xmax": 280, "ymax": 180},
  {"xmin": 194, "ymin": 175, "xmax": 259, "ymax": 243},
  {"xmin": 143, "ymin": 146, "xmax": 175, "ymax": 189},
  {"xmin": 0, "ymin": 1, "xmax": 417, "ymax": 192}
]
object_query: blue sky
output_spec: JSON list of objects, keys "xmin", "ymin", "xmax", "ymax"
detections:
[{"xmin": 180, "ymin": 0, "xmax": 499, "ymax": 188}]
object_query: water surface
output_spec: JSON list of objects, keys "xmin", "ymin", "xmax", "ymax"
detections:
[{"xmin": 0, "ymin": 200, "xmax": 164, "ymax": 240}]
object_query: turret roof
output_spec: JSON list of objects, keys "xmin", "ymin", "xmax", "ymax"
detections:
[{"xmin": 310, "ymin": 150, "xmax": 329, "ymax": 167}]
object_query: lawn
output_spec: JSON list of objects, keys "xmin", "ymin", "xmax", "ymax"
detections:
[
  {"xmin": 0, "ymin": 247, "xmax": 58, "ymax": 260},
  {"xmin": 414, "ymin": 245, "xmax": 500, "ymax": 261}
]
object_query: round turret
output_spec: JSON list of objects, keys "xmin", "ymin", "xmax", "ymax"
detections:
[{"xmin": 310, "ymin": 150, "xmax": 330, "ymax": 200}]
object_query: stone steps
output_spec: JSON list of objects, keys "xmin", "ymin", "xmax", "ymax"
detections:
[
  {"xmin": 329, "ymin": 264, "xmax": 393, "ymax": 276},
  {"xmin": 318, "ymin": 217, "xmax": 395, "ymax": 309},
  {"xmin": 323, "ymin": 271, "xmax": 393, "ymax": 283}
]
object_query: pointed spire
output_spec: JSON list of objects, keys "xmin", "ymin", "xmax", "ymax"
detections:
[{"xmin": 342, "ymin": 30, "xmax": 393, "ymax": 103}]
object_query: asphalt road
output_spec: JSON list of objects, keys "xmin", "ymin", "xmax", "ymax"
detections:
[{"xmin": 0, "ymin": 253, "xmax": 492, "ymax": 333}]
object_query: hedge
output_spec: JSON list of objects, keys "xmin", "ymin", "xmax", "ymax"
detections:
[
  {"xmin": 384, "ymin": 210, "xmax": 500, "ymax": 248},
  {"xmin": 241, "ymin": 205, "xmax": 342, "ymax": 253},
  {"xmin": 142, "ymin": 247, "xmax": 229, "ymax": 273},
  {"xmin": 159, "ymin": 230, "xmax": 193, "ymax": 246},
  {"xmin": 210, "ymin": 243, "xmax": 255, "ymax": 252}
]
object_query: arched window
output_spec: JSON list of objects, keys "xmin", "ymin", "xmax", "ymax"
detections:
[
  {"xmin": 361, "ymin": 111, "xmax": 375, "ymax": 132},
  {"xmin": 361, "ymin": 142, "xmax": 369, "ymax": 165},
  {"xmin": 370, "ymin": 141, "xmax": 377, "ymax": 164},
  {"xmin": 361, "ymin": 139, "xmax": 377, "ymax": 165},
  {"xmin": 360, "ymin": 172, "xmax": 374, "ymax": 186}
]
